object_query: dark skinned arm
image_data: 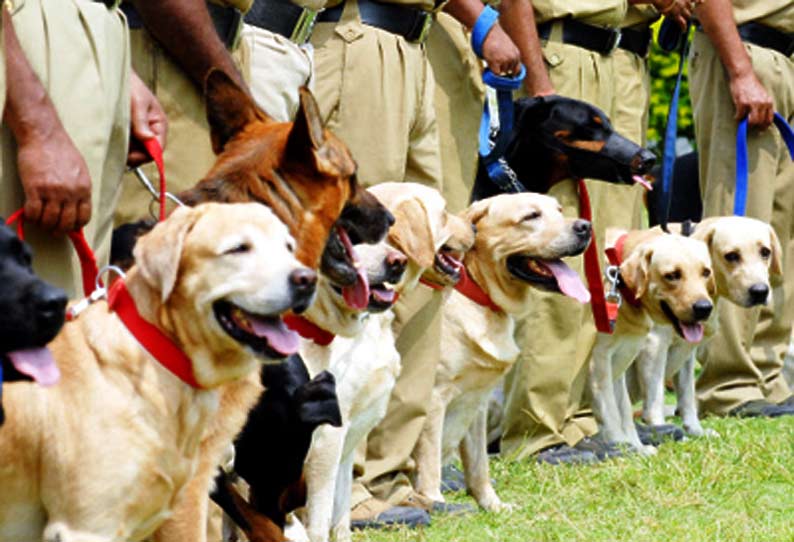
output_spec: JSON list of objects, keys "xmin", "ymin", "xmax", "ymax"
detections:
[
  {"xmin": 498, "ymin": 0, "xmax": 554, "ymax": 96},
  {"xmin": 629, "ymin": 0, "xmax": 692, "ymax": 30},
  {"xmin": 3, "ymin": 7, "xmax": 92, "ymax": 233},
  {"xmin": 695, "ymin": 0, "xmax": 773, "ymax": 128},
  {"xmin": 129, "ymin": 0, "xmax": 246, "ymax": 90}
]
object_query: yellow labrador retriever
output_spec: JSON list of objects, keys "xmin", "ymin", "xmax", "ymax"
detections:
[
  {"xmin": 300, "ymin": 182, "xmax": 475, "ymax": 542},
  {"xmin": 413, "ymin": 193, "xmax": 591, "ymax": 511},
  {"xmin": 634, "ymin": 217, "xmax": 782, "ymax": 436},
  {"xmin": 590, "ymin": 229, "xmax": 714, "ymax": 455},
  {"xmin": 0, "ymin": 203, "xmax": 313, "ymax": 542}
]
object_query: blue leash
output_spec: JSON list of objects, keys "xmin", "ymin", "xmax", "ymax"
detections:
[
  {"xmin": 659, "ymin": 21, "xmax": 691, "ymax": 233},
  {"xmin": 734, "ymin": 113, "xmax": 794, "ymax": 216}
]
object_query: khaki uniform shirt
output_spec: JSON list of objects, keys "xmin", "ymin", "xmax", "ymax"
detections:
[
  {"xmin": 210, "ymin": 0, "xmax": 254, "ymax": 11},
  {"xmin": 622, "ymin": 5, "xmax": 658, "ymax": 28},
  {"xmin": 533, "ymin": 0, "xmax": 627, "ymax": 27},
  {"xmin": 323, "ymin": 0, "xmax": 442, "ymax": 13},
  {"xmin": 732, "ymin": 0, "xmax": 794, "ymax": 33}
]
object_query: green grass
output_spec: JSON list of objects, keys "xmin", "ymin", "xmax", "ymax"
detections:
[{"xmin": 352, "ymin": 417, "xmax": 794, "ymax": 542}]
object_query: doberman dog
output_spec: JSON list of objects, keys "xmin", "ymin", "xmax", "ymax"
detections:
[
  {"xmin": 471, "ymin": 95, "xmax": 657, "ymax": 200},
  {"xmin": 0, "ymin": 225, "xmax": 67, "ymax": 425}
]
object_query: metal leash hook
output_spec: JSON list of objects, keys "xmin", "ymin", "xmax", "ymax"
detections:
[
  {"xmin": 604, "ymin": 265, "xmax": 622, "ymax": 308},
  {"xmin": 132, "ymin": 166, "xmax": 185, "ymax": 221},
  {"xmin": 66, "ymin": 265, "xmax": 127, "ymax": 321}
]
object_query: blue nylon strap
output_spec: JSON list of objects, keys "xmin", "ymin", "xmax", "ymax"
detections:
[
  {"xmin": 478, "ymin": 66, "xmax": 526, "ymax": 192},
  {"xmin": 734, "ymin": 112, "xmax": 794, "ymax": 216},
  {"xmin": 471, "ymin": 5, "xmax": 499, "ymax": 59},
  {"xmin": 659, "ymin": 22, "xmax": 691, "ymax": 233}
]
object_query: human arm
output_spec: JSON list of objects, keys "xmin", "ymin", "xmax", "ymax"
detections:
[
  {"xmin": 498, "ymin": 0, "xmax": 554, "ymax": 96},
  {"xmin": 129, "ymin": 0, "xmax": 246, "ymax": 90},
  {"xmin": 127, "ymin": 70, "xmax": 168, "ymax": 167},
  {"xmin": 630, "ymin": 0, "xmax": 692, "ymax": 31},
  {"xmin": 695, "ymin": 0, "xmax": 773, "ymax": 128},
  {"xmin": 3, "ymin": 6, "xmax": 92, "ymax": 233}
]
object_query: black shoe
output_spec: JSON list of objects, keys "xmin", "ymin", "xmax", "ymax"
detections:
[
  {"xmin": 350, "ymin": 506, "xmax": 431, "ymax": 530},
  {"xmin": 535, "ymin": 444, "xmax": 598, "ymax": 465},
  {"xmin": 776, "ymin": 395, "xmax": 794, "ymax": 409},
  {"xmin": 441, "ymin": 464, "xmax": 466, "ymax": 494},
  {"xmin": 728, "ymin": 399, "xmax": 794, "ymax": 418},
  {"xmin": 574, "ymin": 437, "xmax": 624, "ymax": 460},
  {"xmin": 635, "ymin": 422, "xmax": 686, "ymax": 446},
  {"xmin": 430, "ymin": 501, "xmax": 477, "ymax": 515}
]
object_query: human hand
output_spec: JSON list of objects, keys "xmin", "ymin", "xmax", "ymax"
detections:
[
  {"xmin": 482, "ymin": 24, "xmax": 521, "ymax": 77},
  {"xmin": 730, "ymin": 70, "xmax": 774, "ymax": 129},
  {"xmin": 653, "ymin": 0, "xmax": 694, "ymax": 30},
  {"xmin": 127, "ymin": 70, "xmax": 168, "ymax": 167},
  {"xmin": 16, "ymin": 116, "xmax": 92, "ymax": 233}
]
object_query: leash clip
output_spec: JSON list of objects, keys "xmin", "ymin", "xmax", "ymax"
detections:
[
  {"xmin": 604, "ymin": 265, "xmax": 622, "ymax": 308},
  {"xmin": 65, "ymin": 265, "xmax": 127, "ymax": 321}
]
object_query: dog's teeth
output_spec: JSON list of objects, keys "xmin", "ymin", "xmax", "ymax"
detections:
[
  {"xmin": 383, "ymin": 282, "xmax": 395, "ymax": 291},
  {"xmin": 353, "ymin": 261, "xmax": 363, "ymax": 269}
]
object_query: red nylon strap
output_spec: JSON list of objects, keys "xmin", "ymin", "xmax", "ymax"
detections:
[
  {"xmin": 142, "ymin": 137, "xmax": 167, "ymax": 222},
  {"xmin": 605, "ymin": 233, "xmax": 640, "ymax": 307},
  {"xmin": 283, "ymin": 314, "xmax": 335, "ymax": 346},
  {"xmin": 107, "ymin": 279, "xmax": 203, "ymax": 389},
  {"xmin": 578, "ymin": 180, "xmax": 614, "ymax": 334},
  {"xmin": 420, "ymin": 267, "xmax": 502, "ymax": 312},
  {"xmin": 5, "ymin": 209, "xmax": 98, "ymax": 297}
]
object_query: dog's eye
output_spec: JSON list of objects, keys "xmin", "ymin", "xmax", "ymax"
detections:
[
  {"xmin": 664, "ymin": 270, "xmax": 681, "ymax": 282},
  {"xmin": 724, "ymin": 251, "xmax": 741, "ymax": 263},
  {"xmin": 760, "ymin": 247, "xmax": 772, "ymax": 259},
  {"xmin": 286, "ymin": 241, "xmax": 296, "ymax": 253},
  {"xmin": 702, "ymin": 268, "xmax": 712, "ymax": 279},
  {"xmin": 522, "ymin": 211, "xmax": 542, "ymax": 222},
  {"xmin": 224, "ymin": 243, "xmax": 251, "ymax": 255}
]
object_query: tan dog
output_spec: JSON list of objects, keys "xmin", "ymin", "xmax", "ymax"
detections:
[
  {"xmin": 589, "ymin": 230, "xmax": 715, "ymax": 454},
  {"xmin": 300, "ymin": 182, "xmax": 475, "ymax": 542},
  {"xmin": 0, "ymin": 203, "xmax": 313, "ymax": 542},
  {"xmin": 634, "ymin": 217, "xmax": 782, "ymax": 436},
  {"xmin": 413, "ymin": 193, "xmax": 591, "ymax": 511}
]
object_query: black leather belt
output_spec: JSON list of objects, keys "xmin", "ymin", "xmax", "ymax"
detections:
[
  {"xmin": 121, "ymin": 2, "xmax": 243, "ymax": 49},
  {"xmin": 619, "ymin": 26, "xmax": 652, "ymax": 58},
  {"xmin": 538, "ymin": 19, "xmax": 623, "ymax": 56},
  {"xmin": 244, "ymin": 0, "xmax": 317, "ymax": 43},
  {"xmin": 737, "ymin": 21, "xmax": 794, "ymax": 57},
  {"xmin": 317, "ymin": 0, "xmax": 432, "ymax": 43}
]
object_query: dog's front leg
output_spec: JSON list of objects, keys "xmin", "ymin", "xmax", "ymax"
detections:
[
  {"xmin": 675, "ymin": 352, "xmax": 716, "ymax": 437},
  {"xmin": 589, "ymin": 336, "xmax": 623, "ymax": 444},
  {"xmin": 637, "ymin": 327, "xmax": 672, "ymax": 426},
  {"xmin": 460, "ymin": 403, "xmax": 510, "ymax": 512},
  {"xmin": 613, "ymin": 373, "xmax": 655, "ymax": 455},
  {"xmin": 330, "ymin": 455, "xmax": 354, "ymax": 542},
  {"xmin": 413, "ymin": 389, "xmax": 447, "ymax": 503},
  {"xmin": 304, "ymin": 424, "xmax": 346, "ymax": 542},
  {"xmin": 152, "ymin": 469, "xmax": 211, "ymax": 542}
]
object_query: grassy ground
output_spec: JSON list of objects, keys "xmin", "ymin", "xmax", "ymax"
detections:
[{"xmin": 352, "ymin": 416, "xmax": 794, "ymax": 542}]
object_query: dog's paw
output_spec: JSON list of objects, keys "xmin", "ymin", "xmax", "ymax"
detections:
[
  {"xmin": 487, "ymin": 500, "xmax": 515, "ymax": 513},
  {"xmin": 639, "ymin": 444, "xmax": 658, "ymax": 456},
  {"xmin": 683, "ymin": 422, "xmax": 719, "ymax": 438}
]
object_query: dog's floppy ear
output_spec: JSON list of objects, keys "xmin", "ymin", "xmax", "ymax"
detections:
[
  {"xmin": 621, "ymin": 245, "xmax": 653, "ymax": 299},
  {"xmin": 463, "ymin": 198, "xmax": 491, "ymax": 228},
  {"xmin": 388, "ymin": 197, "xmax": 436, "ymax": 269},
  {"xmin": 133, "ymin": 206, "xmax": 202, "ymax": 303},
  {"xmin": 205, "ymin": 69, "xmax": 269, "ymax": 154},
  {"xmin": 768, "ymin": 224, "xmax": 784, "ymax": 277}
]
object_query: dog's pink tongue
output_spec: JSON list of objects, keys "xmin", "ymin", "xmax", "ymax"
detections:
[
  {"xmin": 6, "ymin": 348, "xmax": 60, "ymax": 386},
  {"xmin": 633, "ymin": 175, "xmax": 653, "ymax": 191},
  {"xmin": 249, "ymin": 317, "xmax": 300, "ymax": 356},
  {"xmin": 680, "ymin": 322, "xmax": 704, "ymax": 344},
  {"xmin": 372, "ymin": 288, "xmax": 396, "ymax": 305},
  {"xmin": 336, "ymin": 226, "xmax": 370, "ymax": 310},
  {"xmin": 544, "ymin": 260, "xmax": 591, "ymax": 304}
]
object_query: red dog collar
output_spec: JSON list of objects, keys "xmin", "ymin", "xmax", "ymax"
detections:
[
  {"xmin": 107, "ymin": 280, "xmax": 203, "ymax": 389},
  {"xmin": 421, "ymin": 266, "xmax": 502, "ymax": 313},
  {"xmin": 605, "ymin": 233, "xmax": 641, "ymax": 308},
  {"xmin": 283, "ymin": 314, "xmax": 335, "ymax": 346}
]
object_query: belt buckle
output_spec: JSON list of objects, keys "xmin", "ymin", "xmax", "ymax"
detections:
[
  {"xmin": 414, "ymin": 12, "xmax": 433, "ymax": 44},
  {"xmin": 606, "ymin": 29, "xmax": 622, "ymax": 54},
  {"xmin": 290, "ymin": 8, "xmax": 318, "ymax": 43}
]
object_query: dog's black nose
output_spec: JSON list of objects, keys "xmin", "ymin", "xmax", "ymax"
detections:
[
  {"xmin": 386, "ymin": 251, "xmax": 407, "ymax": 275},
  {"xmin": 692, "ymin": 299, "xmax": 713, "ymax": 321},
  {"xmin": 573, "ymin": 219, "xmax": 592, "ymax": 240},
  {"xmin": 289, "ymin": 268, "xmax": 317, "ymax": 313},
  {"xmin": 633, "ymin": 148, "xmax": 657, "ymax": 174},
  {"xmin": 385, "ymin": 210, "xmax": 395, "ymax": 228},
  {"xmin": 748, "ymin": 283, "xmax": 769, "ymax": 305},
  {"xmin": 35, "ymin": 285, "xmax": 67, "ymax": 323}
]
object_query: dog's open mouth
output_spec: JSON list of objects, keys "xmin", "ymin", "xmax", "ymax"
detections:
[
  {"xmin": 214, "ymin": 301, "xmax": 300, "ymax": 358},
  {"xmin": 434, "ymin": 249, "xmax": 464, "ymax": 282},
  {"xmin": 661, "ymin": 301, "xmax": 704, "ymax": 344},
  {"xmin": 2, "ymin": 348, "xmax": 60, "ymax": 386},
  {"xmin": 367, "ymin": 283, "xmax": 398, "ymax": 312},
  {"xmin": 322, "ymin": 226, "xmax": 370, "ymax": 310},
  {"xmin": 506, "ymin": 255, "xmax": 590, "ymax": 303}
]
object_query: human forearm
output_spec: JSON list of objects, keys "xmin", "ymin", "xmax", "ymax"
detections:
[
  {"xmin": 130, "ymin": 0, "xmax": 246, "ymax": 90},
  {"xmin": 498, "ymin": 0, "xmax": 554, "ymax": 96},
  {"xmin": 696, "ymin": 0, "xmax": 751, "ymax": 78}
]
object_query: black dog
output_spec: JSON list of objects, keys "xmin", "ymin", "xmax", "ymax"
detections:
[
  {"xmin": 472, "ymin": 95, "xmax": 657, "ymax": 200},
  {"xmin": 0, "ymin": 224, "xmax": 67, "ymax": 424},
  {"xmin": 210, "ymin": 354, "xmax": 342, "ymax": 540}
]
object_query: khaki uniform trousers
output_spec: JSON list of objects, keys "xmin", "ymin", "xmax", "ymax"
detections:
[
  {"xmin": 690, "ymin": 32, "xmax": 794, "ymax": 415},
  {"xmin": 0, "ymin": 0, "xmax": 130, "ymax": 299},
  {"xmin": 426, "ymin": 13, "xmax": 484, "ymax": 214},
  {"xmin": 309, "ymin": 1, "xmax": 444, "ymax": 508},
  {"xmin": 114, "ymin": 26, "xmax": 254, "ymax": 226},
  {"xmin": 502, "ymin": 39, "xmax": 646, "ymax": 457},
  {"xmin": 238, "ymin": 23, "xmax": 313, "ymax": 122}
]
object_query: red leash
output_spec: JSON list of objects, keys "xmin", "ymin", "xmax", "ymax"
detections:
[
  {"xmin": 578, "ymin": 180, "xmax": 615, "ymax": 334},
  {"xmin": 142, "ymin": 137, "xmax": 168, "ymax": 221}
]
